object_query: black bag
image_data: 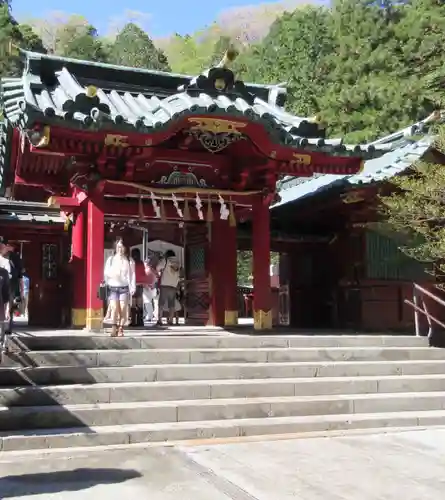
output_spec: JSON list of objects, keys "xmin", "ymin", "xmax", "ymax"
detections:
[{"xmin": 97, "ymin": 281, "xmax": 108, "ymax": 301}]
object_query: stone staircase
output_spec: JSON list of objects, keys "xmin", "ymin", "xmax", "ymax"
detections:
[{"xmin": 1, "ymin": 333, "xmax": 445, "ymax": 452}]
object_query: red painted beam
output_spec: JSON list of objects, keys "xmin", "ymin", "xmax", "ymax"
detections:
[
  {"xmin": 277, "ymin": 155, "xmax": 363, "ymax": 176},
  {"xmin": 31, "ymin": 117, "xmax": 365, "ymax": 173}
]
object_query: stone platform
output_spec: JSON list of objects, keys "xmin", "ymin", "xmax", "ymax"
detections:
[{"xmin": 1, "ymin": 330, "xmax": 444, "ymax": 452}]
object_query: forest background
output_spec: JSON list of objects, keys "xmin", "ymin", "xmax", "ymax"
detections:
[{"xmin": 1, "ymin": 0, "xmax": 444, "ymax": 284}]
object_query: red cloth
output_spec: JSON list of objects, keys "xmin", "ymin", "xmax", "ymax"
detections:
[
  {"xmin": 135, "ymin": 261, "xmax": 158, "ymax": 287},
  {"xmin": 135, "ymin": 262, "xmax": 147, "ymax": 284}
]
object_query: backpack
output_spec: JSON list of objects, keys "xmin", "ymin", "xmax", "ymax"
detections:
[{"xmin": 8, "ymin": 253, "xmax": 22, "ymax": 297}]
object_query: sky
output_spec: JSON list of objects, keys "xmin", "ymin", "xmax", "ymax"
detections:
[{"xmin": 11, "ymin": 0, "xmax": 308, "ymax": 38}]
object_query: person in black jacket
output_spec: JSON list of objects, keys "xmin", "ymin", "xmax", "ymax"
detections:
[
  {"xmin": 0, "ymin": 238, "xmax": 23, "ymax": 335},
  {"xmin": 0, "ymin": 267, "xmax": 10, "ymax": 321}
]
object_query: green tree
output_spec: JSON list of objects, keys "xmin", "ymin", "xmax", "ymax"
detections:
[
  {"xmin": 163, "ymin": 33, "xmax": 212, "ymax": 74},
  {"xmin": 378, "ymin": 126, "xmax": 445, "ymax": 278},
  {"xmin": 237, "ymin": 251, "xmax": 253, "ymax": 286},
  {"xmin": 0, "ymin": 2, "xmax": 45, "ymax": 78},
  {"xmin": 393, "ymin": 0, "xmax": 445, "ymax": 108},
  {"xmin": 108, "ymin": 23, "xmax": 170, "ymax": 70},
  {"xmin": 237, "ymin": 251, "xmax": 280, "ymax": 286},
  {"xmin": 56, "ymin": 16, "xmax": 108, "ymax": 62},
  {"xmin": 238, "ymin": 6, "xmax": 334, "ymax": 117},
  {"xmin": 317, "ymin": 0, "xmax": 437, "ymax": 142}
]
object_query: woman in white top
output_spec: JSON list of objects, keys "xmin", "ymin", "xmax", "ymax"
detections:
[{"xmin": 104, "ymin": 239, "xmax": 135, "ymax": 337}]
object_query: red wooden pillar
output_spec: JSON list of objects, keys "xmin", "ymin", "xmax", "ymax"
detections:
[
  {"xmin": 86, "ymin": 198, "xmax": 104, "ymax": 331},
  {"xmin": 224, "ymin": 222, "xmax": 238, "ymax": 326},
  {"xmin": 71, "ymin": 209, "xmax": 86, "ymax": 327},
  {"xmin": 252, "ymin": 196, "xmax": 272, "ymax": 330}
]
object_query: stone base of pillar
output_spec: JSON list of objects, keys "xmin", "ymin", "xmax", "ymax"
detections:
[
  {"xmin": 71, "ymin": 308, "xmax": 86, "ymax": 328},
  {"xmin": 253, "ymin": 309, "xmax": 273, "ymax": 330},
  {"xmin": 85, "ymin": 308, "xmax": 103, "ymax": 331},
  {"xmin": 224, "ymin": 310, "xmax": 238, "ymax": 326}
]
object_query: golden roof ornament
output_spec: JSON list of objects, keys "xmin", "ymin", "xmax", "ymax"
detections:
[{"xmin": 217, "ymin": 47, "xmax": 239, "ymax": 69}]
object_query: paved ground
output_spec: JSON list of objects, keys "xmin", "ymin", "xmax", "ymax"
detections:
[{"xmin": 0, "ymin": 429, "xmax": 444, "ymax": 499}]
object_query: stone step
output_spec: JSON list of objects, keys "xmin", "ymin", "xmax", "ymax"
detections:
[
  {"xmin": 2, "ymin": 360, "xmax": 445, "ymax": 386},
  {"xmin": 2, "ymin": 375, "xmax": 445, "ymax": 407},
  {"xmin": 3, "ymin": 346, "xmax": 443, "ymax": 368},
  {"xmin": 2, "ymin": 409, "xmax": 445, "ymax": 452},
  {"xmin": 0, "ymin": 392, "xmax": 444, "ymax": 431},
  {"xmin": 10, "ymin": 335, "xmax": 428, "ymax": 351}
]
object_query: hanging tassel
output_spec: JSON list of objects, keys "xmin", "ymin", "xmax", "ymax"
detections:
[
  {"xmin": 206, "ymin": 197, "xmax": 213, "ymax": 222},
  {"xmin": 229, "ymin": 202, "xmax": 236, "ymax": 227},
  {"xmin": 172, "ymin": 193, "xmax": 183, "ymax": 218},
  {"xmin": 160, "ymin": 198, "xmax": 166, "ymax": 221},
  {"xmin": 195, "ymin": 193, "xmax": 204, "ymax": 220},
  {"xmin": 218, "ymin": 194, "xmax": 229, "ymax": 220},
  {"xmin": 183, "ymin": 198, "xmax": 190, "ymax": 221}
]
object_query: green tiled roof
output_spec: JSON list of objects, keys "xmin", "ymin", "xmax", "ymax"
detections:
[
  {"xmin": 0, "ymin": 51, "xmax": 400, "ymax": 159},
  {"xmin": 273, "ymin": 111, "xmax": 444, "ymax": 209}
]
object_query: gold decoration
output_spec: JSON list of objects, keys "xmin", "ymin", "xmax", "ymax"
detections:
[
  {"xmin": 47, "ymin": 196, "xmax": 59, "ymax": 208},
  {"xmin": 63, "ymin": 215, "xmax": 72, "ymax": 232},
  {"xmin": 206, "ymin": 197, "xmax": 213, "ymax": 222},
  {"xmin": 214, "ymin": 78, "xmax": 226, "ymax": 90},
  {"xmin": 104, "ymin": 134, "xmax": 129, "ymax": 148},
  {"xmin": 253, "ymin": 309, "xmax": 273, "ymax": 330},
  {"xmin": 229, "ymin": 203, "xmax": 236, "ymax": 227},
  {"xmin": 218, "ymin": 48, "xmax": 239, "ymax": 69},
  {"xmin": 341, "ymin": 192, "xmax": 365, "ymax": 204},
  {"xmin": 358, "ymin": 160, "xmax": 365, "ymax": 173},
  {"xmin": 31, "ymin": 126, "xmax": 51, "ymax": 148},
  {"xmin": 224, "ymin": 310, "xmax": 238, "ymax": 326},
  {"xmin": 292, "ymin": 153, "xmax": 311, "ymax": 166},
  {"xmin": 308, "ymin": 114, "xmax": 327, "ymax": 130},
  {"xmin": 38, "ymin": 126, "xmax": 51, "ymax": 147},
  {"xmin": 86, "ymin": 308, "xmax": 103, "ymax": 331},
  {"xmin": 188, "ymin": 118, "xmax": 246, "ymax": 135},
  {"xmin": 72, "ymin": 308, "xmax": 86, "ymax": 327},
  {"xmin": 183, "ymin": 199, "xmax": 190, "ymax": 220},
  {"xmin": 86, "ymin": 85, "xmax": 97, "ymax": 98},
  {"xmin": 188, "ymin": 118, "xmax": 247, "ymax": 153}
]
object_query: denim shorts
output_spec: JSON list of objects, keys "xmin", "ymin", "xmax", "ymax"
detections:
[{"xmin": 108, "ymin": 286, "xmax": 130, "ymax": 301}]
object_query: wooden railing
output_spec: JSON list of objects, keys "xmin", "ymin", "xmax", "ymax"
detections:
[{"xmin": 404, "ymin": 283, "xmax": 445, "ymax": 338}]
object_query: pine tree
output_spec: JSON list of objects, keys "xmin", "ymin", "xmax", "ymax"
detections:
[
  {"xmin": 378, "ymin": 125, "xmax": 445, "ymax": 277},
  {"xmin": 108, "ymin": 23, "xmax": 170, "ymax": 71},
  {"xmin": 393, "ymin": 0, "xmax": 445, "ymax": 107}
]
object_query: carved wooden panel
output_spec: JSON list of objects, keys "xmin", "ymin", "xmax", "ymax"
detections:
[
  {"xmin": 184, "ymin": 222, "xmax": 209, "ymax": 325},
  {"xmin": 41, "ymin": 243, "xmax": 58, "ymax": 280}
]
